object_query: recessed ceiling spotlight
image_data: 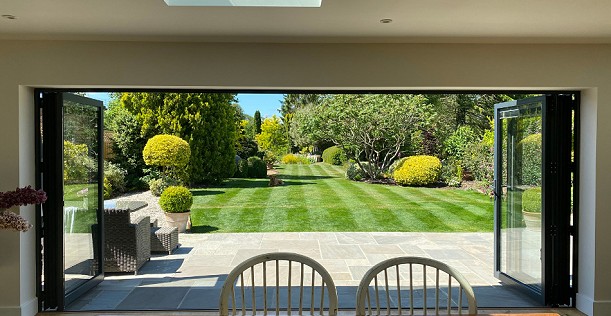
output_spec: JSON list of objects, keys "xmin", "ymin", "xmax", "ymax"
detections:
[
  {"xmin": 1, "ymin": 14, "xmax": 17, "ymax": 20},
  {"xmin": 380, "ymin": 18, "xmax": 393, "ymax": 24},
  {"xmin": 164, "ymin": 0, "xmax": 322, "ymax": 7}
]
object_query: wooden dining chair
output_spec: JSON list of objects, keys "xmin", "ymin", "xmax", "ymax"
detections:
[
  {"xmin": 219, "ymin": 252, "xmax": 338, "ymax": 316},
  {"xmin": 356, "ymin": 257, "xmax": 477, "ymax": 316}
]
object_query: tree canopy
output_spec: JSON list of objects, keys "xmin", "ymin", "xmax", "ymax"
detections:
[
  {"xmin": 291, "ymin": 94, "xmax": 434, "ymax": 179},
  {"xmin": 120, "ymin": 92, "xmax": 238, "ymax": 184}
]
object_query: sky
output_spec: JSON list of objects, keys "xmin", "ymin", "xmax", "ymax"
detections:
[
  {"xmin": 235, "ymin": 93, "xmax": 284, "ymax": 118},
  {"xmin": 84, "ymin": 92, "xmax": 284, "ymax": 118}
]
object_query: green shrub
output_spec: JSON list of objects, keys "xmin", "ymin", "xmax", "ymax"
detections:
[
  {"xmin": 104, "ymin": 161, "xmax": 127, "ymax": 196},
  {"xmin": 442, "ymin": 126, "xmax": 477, "ymax": 162},
  {"xmin": 463, "ymin": 141, "xmax": 493, "ymax": 184},
  {"xmin": 247, "ymin": 156, "xmax": 267, "ymax": 178},
  {"xmin": 103, "ymin": 177, "xmax": 112, "ymax": 199},
  {"xmin": 159, "ymin": 186, "xmax": 193, "ymax": 213},
  {"xmin": 440, "ymin": 158, "xmax": 462, "ymax": 187},
  {"xmin": 517, "ymin": 133, "xmax": 542, "ymax": 186},
  {"xmin": 64, "ymin": 140, "xmax": 95, "ymax": 184},
  {"xmin": 522, "ymin": 187, "xmax": 542, "ymax": 213},
  {"xmin": 234, "ymin": 158, "xmax": 249, "ymax": 178},
  {"xmin": 322, "ymin": 146, "xmax": 346, "ymax": 165},
  {"xmin": 107, "ymin": 105, "xmax": 148, "ymax": 191},
  {"xmin": 393, "ymin": 155, "xmax": 442, "ymax": 186},
  {"xmin": 345, "ymin": 162, "xmax": 367, "ymax": 181},
  {"xmin": 149, "ymin": 177, "xmax": 179, "ymax": 197}
]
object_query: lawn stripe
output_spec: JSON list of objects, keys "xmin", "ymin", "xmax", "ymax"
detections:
[
  {"xmin": 237, "ymin": 182, "xmax": 274, "ymax": 232},
  {"xmin": 300, "ymin": 164, "xmax": 360, "ymax": 231},
  {"xmin": 407, "ymin": 187, "xmax": 492, "ymax": 231},
  {"xmin": 312, "ymin": 164, "xmax": 384, "ymax": 231},
  {"xmin": 277, "ymin": 164, "xmax": 312, "ymax": 231},
  {"xmin": 190, "ymin": 162, "xmax": 493, "ymax": 233}
]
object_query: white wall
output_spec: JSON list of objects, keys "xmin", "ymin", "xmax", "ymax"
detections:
[{"xmin": 0, "ymin": 41, "xmax": 609, "ymax": 315}]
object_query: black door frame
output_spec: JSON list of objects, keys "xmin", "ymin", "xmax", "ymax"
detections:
[
  {"xmin": 33, "ymin": 88, "xmax": 579, "ymax": 311},
  {"xmin": 493, "ymin": 94, "xmax": 576, "ymax": 306},
  {"xmin": 36, "ymin": 91, "xmax": 105, "ymax": 311}
]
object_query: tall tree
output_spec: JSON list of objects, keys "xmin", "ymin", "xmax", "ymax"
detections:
[
  {"xmin": 291, "ymin": 94, "xmax": 434, "ymax": 179},
  {"xmin": 121, "ymin": 92, "xmax": 237, "ymax": 184},
  {"xmin": 254, "ymin": 110, "xmax": 262, "ymax": 134},
  {"xmin": 279, "ymin": 94, "xmax": 326, "ymax": 117},
  {"xmin": 255, "ymin": 115, "xmax": 289, "ymax": 163}
]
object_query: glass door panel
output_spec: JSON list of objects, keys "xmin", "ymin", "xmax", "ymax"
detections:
[
  {"xmin": 494, "ymin": 94, "xmax": 574, "ymax": 306},
  {"xmin": 38, "ymin": 92, "xmax": 104, "ymax": 310},
  {"xmin": 62, "ymin": 94, "xmax": 103, "ymax": 295},
  {"xmin": 496, "ymin": 99, "xmax": 543, "ymax": 293}
]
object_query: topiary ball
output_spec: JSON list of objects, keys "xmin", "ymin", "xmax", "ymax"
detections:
[
  {"xmin": 159, "ymin": 186, "xmax": 193, "ymax": 213},
  {"xmin": 143, "ymin": 134, "xmax": 191, "ymax": 168},
  {"xmin": 393, "ymin": 155, "xmax": 441, "ymax": 186}
]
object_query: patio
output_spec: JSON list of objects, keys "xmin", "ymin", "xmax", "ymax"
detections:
[{"xmin": 68, "ymin": 232, "xmax": 540, "ymax": 311}]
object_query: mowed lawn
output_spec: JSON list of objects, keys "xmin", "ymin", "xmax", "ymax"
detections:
[{"xmin": 190, "ymin": 163, "xmax": 493, "ymax": 233}]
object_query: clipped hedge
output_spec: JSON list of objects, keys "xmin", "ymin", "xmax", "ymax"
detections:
[
  {"xmin": 522, "ymin": 187, "xmax": 542, "ymax": 213},
  {"xmin": 143, "ymin": 134, "xmax": 191, "ymax": 169},
  {"xmin": 322, "ymin": 146, "xmax": 346, "ymax": 165},
  {"xmin": 247, "ymin": 156, "xmax": 268, "ymax": 178},
  {"xmin": 393, "ymin": 155, "xmax": 441, "ymax": 186},
  {"xmin": 517, "ymin": 133, "xmax": 542, "ymax": 186},
  {"xmin": 159, "ymin": 186, "xmax": 193, "ymax": 213}
]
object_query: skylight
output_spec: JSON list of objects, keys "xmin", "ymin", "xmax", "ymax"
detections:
[{"xmin": 164, "ymin": 0, "xmax": 322, "ymax": 7}]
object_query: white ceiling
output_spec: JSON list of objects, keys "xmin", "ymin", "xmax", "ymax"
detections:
[{"xmin": 1, "ymin": 0, "xmax": 611, "ymax": 43}]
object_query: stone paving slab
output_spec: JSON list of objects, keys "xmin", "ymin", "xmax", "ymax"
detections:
[{"xmin": 68, "ymin": 232, "xmax": 541, "ymax": 311}]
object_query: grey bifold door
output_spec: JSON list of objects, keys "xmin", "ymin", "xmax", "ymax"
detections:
[
  {"xmin": 37, "ymin": 92, "xmax": 104, "ymax": 311},
  {"xmin": 493, "ymin": 94, "xmax": 575, "ymax": 306}
]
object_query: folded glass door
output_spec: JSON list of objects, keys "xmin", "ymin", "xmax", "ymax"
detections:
[
  {"xmin": 37, "ymin": 92, "xmax": 104, "ymax": 310},
  {"xmin": 493, "ymin": 95, "xmax": 574, "ymax": 306}
]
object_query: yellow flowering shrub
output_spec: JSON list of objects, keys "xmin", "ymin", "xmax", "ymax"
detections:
[
  {"xmin": 393, "ymin": 155, "xmax": 441, "ymax": 186},
  {"xmin": 281, "ymin": 154, "xmax": 300, "ymax": 164}
]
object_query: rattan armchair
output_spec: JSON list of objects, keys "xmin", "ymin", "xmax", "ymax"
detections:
[{"xmin": 93, "ymin": 208, "xmax": 151, "ymax": 274}]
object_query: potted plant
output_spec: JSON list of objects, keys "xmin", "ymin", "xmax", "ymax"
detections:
[
  {"xmin": 159, "ymin": 185, "xmax": 193, "ymax": 233},
  {"xmin": 522, "ymin": 186, "xmax": 542, "ymax": 230}
]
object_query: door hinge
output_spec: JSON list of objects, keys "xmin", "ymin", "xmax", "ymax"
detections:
[
  {"xmin": 569, "ymin": 225, "xmax": 576, "ymax": 236},
  {"xmin": 549, "ymin": 161, "xmax": 558, "ymax": 174}
]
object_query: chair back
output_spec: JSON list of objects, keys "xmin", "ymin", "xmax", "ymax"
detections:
[
  {"xmin": 219, "ymin": 252, "xmax": 338, "ymax": 316},
  {"xmin": 356, "ymin": 257, "xmax": 477, "ymax": 316}
]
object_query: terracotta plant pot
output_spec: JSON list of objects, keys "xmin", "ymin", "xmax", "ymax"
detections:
[
  {"xmin": 164, "ymin": 211, "xmax": 191, "ymax": 233},
  {"xmin": 522, "ymin": 211, "xmax": 541, "ymax": 231}
]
